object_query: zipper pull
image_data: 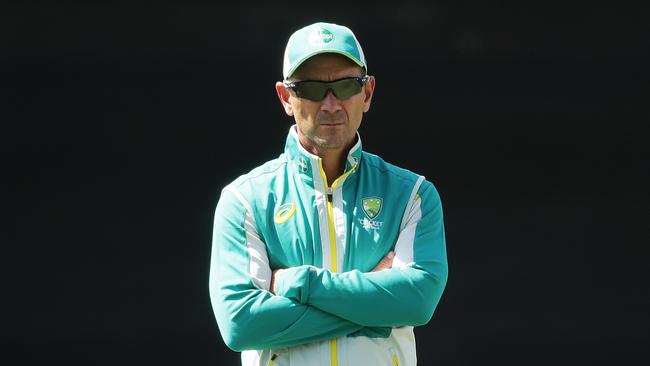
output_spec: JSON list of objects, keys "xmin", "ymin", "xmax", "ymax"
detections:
[
  {"xmin": 269, "ymin": 353, "xmax": 278, "ymax": 366},
  {"xmin": 327, "ymin": 187, "xmax": 333, "ymax": 202}
]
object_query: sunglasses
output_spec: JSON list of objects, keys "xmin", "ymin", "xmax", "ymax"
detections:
[{"xmin": 283, "ymin": 75, "xmax": 370, "ymax": 102}]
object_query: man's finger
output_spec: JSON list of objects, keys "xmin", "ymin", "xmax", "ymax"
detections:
[
  {"xmin": 371, "ymin": 251, "xmax": 395, "ymax": 272},
  {"xmin": 270, "ymin": 268, "xmax": 284, "ymax": 295}
]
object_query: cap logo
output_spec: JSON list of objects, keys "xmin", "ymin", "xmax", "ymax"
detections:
[{"xmin": 308, "ymin": 27, "xmax": 335, "ymax": 45}]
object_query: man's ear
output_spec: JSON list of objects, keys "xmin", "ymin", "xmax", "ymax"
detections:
[
  {"xmin": 362, "ymin": 76, "xmax": 376, "ymax": 113},
  {"xmin": 275, "ymin": 81, "xmax": 294, "ymax": 116}
]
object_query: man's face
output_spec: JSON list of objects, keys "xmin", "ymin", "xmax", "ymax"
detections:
[{"xmin": 277, "ymin": 54, "xmax": 375, "ymax": 153}]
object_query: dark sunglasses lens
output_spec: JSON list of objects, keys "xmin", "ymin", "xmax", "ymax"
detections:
[
  {"xmin": 292, "ymin": 78, "xmax": 365, "ymax": 101},
  {"xmin": 295, "ymin": 82, "xmax": 329, "ymax": 101},
  {"xmin": 331, "ymin": 79, "xmax": 363, "ymax": 100}
]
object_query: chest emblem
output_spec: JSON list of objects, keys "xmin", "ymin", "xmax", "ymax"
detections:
[
  {"xmin": 274, "ymin": 202, "xmax": 296, "ymax": 224},
  {"xmin": 362, "ymin": 197, "xmax": 383, "ymax": 219}
]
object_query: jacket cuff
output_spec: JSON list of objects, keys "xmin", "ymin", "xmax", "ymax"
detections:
[{"xmin": 274, "ymin": 265, "xmax": 312, "ymax": 304}]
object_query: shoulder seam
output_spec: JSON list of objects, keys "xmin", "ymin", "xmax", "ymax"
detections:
[
  {"xmin": 362, "ymin": 155, "xmax": 421, "ymax": 183},
  {"xmin": 231, "ymin": 158, "xmax": 288, "ymax": 188},
  {"xmin": 223, "ymin": 186, "xmax": 253, "ymax": 215}
]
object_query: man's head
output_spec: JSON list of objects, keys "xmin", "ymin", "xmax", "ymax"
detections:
[{"xmin": 276, "ymin": 22, "xmax": 376, "ymax": 155}]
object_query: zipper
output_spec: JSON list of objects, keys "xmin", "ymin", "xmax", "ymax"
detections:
[
  {"xmin": 318, "ymin": 164, "xmax": 356, "ymax": 273},
  {"xmin": 391, "ymin": 354, "xmax": 399, "ymax": 366},
  {"xmin": 390, "ymin": 348, "xmax": 399, "ymax": 366},
  {"xmin": 268, "ymin": 353, "xmax": 278, "ymax": 366},
  {"xmin": 318, "ymin": 161, "xmax": 356, "ymax": 366}
]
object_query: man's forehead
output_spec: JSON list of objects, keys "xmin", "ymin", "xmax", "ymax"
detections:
[{"xmin": 292, "ymin": 53, "xmax": 364, "ymax": 79}]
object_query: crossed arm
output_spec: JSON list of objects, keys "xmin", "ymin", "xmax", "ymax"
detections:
[
  {"xmin": 209, "ymin": 181, "xmax": 448, "ymax": 351},
  {"xmin": 269, "ymin": 251, "xmax": 395, "ymax": 293}
]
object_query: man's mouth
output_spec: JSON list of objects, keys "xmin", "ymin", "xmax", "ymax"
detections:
[{"xmin": 320, "ymin": 121, "xmax": 344, "ymax": 126}]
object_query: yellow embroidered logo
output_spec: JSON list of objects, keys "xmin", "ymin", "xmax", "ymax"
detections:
[{"xmin": 274, "ymin": 203, "xmax": 296, "ymax": 224}]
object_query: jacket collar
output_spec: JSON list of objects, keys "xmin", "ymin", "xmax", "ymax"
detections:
[{"xmin": 284, "ymin": 125, "xmax": 362, "ymax": 181}]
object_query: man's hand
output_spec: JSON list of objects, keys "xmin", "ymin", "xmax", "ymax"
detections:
[
  {"xmin": 269, "ymin": 251, "xmax": 395, "ymax": 294},
  {"xmin": 270, "ymin": 268, "xmax": 285, "ymax": 295},
  {"xmin": 371, "ymin": 251, "xmax": 394, "ymax": 272}
]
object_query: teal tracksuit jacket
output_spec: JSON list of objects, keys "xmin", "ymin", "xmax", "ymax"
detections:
[{"xmin": 209, "ymin": 126, "xmax": 448, "ymax": 366}]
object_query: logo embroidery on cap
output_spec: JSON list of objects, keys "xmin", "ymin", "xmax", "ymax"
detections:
[
  {"xmin": 308, "ymin": 27, "xmax": 335, "ymax": 45},
  {"xmin": 275, "ymin": 203, "xmax": 296, "ymax": 224}
]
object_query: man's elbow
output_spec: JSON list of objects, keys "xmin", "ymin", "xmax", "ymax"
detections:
[
  {"xmin": 410, "ymin": 269, "xmax": 448, "ymax": 326},
  {"xmin": 222, "ymin": 333, "xmax": 246, "ymax": 352},
  {"xmin": 213, "ymin": 303, "xmax": 258, "ymax": 351},
  {"xmin": 220, "ymin": 323, "xmax": 255, "ymax": 352}
]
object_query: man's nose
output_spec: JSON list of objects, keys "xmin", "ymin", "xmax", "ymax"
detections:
[{"xmin": 319, "ymin": 89, "xmax": 343, "ymax": 113}]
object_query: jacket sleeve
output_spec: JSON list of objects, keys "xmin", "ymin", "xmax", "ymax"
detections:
[
  {"xmin": 273, "ymin": 179, "xmax": 448, "ymax": 327},
  {"xmin": 209, "ymin": 187, "xmax": 383, "ymax": 351}
]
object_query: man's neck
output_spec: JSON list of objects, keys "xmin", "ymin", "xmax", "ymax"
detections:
[
  {"xmin": 319, "ymin": 149, "xmax": 348, "ymax": 186},
  {"xmin": 297, "ymin": 135, "xmax": 351, "ymax": 186}
]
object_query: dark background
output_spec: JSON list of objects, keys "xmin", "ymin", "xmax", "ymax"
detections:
[{"xmin": 4, "ymin": 1, "xmax": 649, "ymax": 365}]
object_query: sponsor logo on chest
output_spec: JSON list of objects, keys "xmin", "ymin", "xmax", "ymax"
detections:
[
  {"xmin": 274, "ymin": 202, "xmax": 296, "ymax": 224},
  {"xmin": 296, "ymin": 156, "xmax": 309, "ymax": 173}
]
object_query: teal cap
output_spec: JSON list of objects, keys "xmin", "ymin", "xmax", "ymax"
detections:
[{"xmin": 282, "ymin": 22, "xmax": 367, "ymax": 79}]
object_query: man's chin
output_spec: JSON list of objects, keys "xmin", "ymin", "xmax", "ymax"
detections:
[{"xmin": 314, "ymin": 136, "xmax": 349, "ymax": 150}]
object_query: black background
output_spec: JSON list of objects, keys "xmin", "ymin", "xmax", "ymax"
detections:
[{"xmin": 4, "ymin": 1, "xmax": 649, "ymax": 365}]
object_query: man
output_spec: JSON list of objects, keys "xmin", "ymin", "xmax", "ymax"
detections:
[{"xmin": 209, "ymin": 22, "xmax": 448, "ymax": 366}]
